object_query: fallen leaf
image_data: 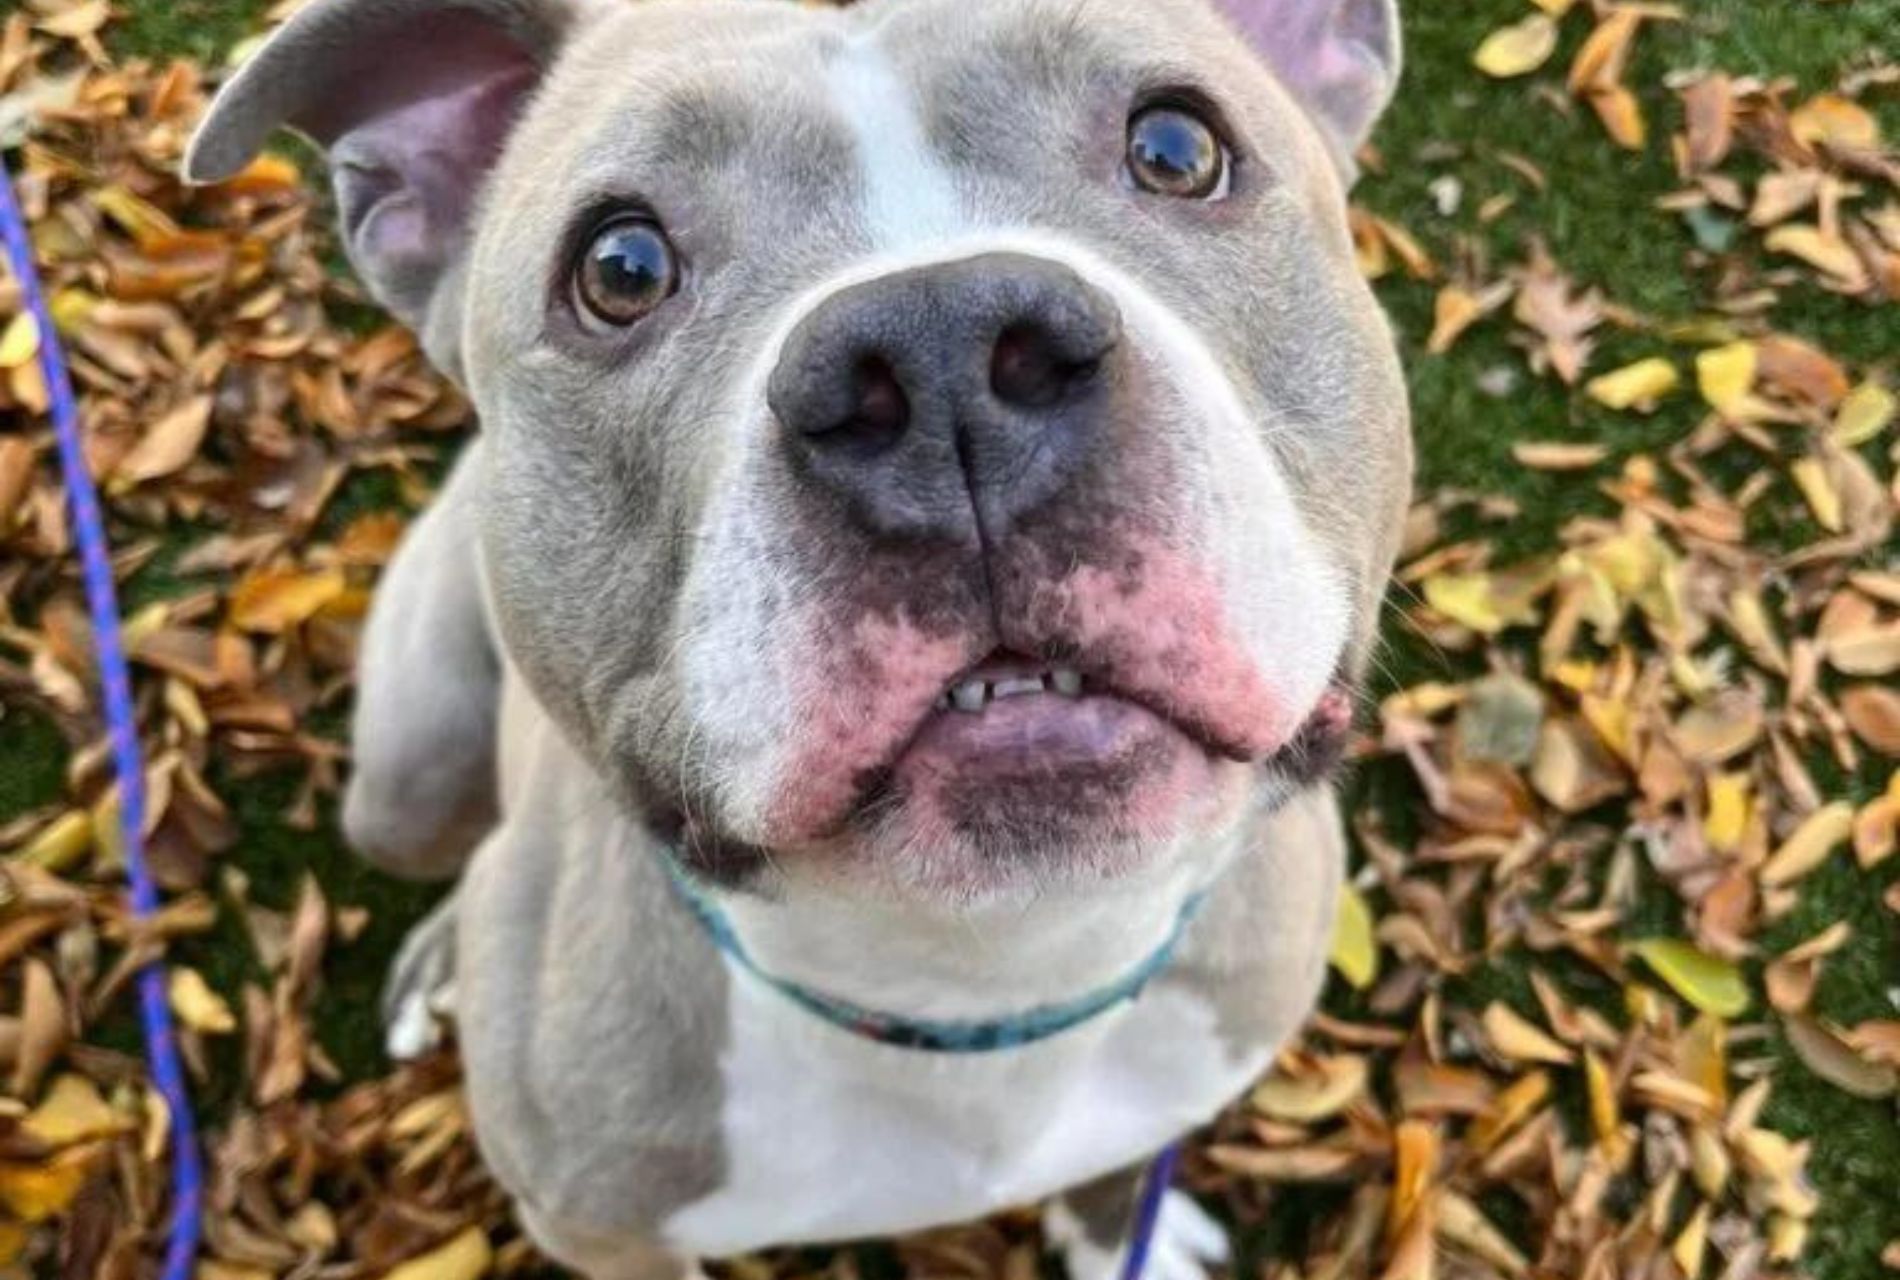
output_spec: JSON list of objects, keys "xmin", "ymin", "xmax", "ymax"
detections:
[
  {"xmin": 1783, "ymin": 1014, "xmax": 1897, "ymax": 1099},
  {"xmin": 381, "ymin": 1227, "xmax": 493, "ymax": 1280},
  {"xmin": 228, "ymin": 566, "xmax": 349, "ymax": 634},
  {"xmin": 1695, "ymin": 341, "xmax": 1757, "ymax": 414},
  {"xmin": 1788, "ymin": 93, "xmax": 1881, "ymax": 152},
  {"xmin": 1631, "ymin": 939, "xmax": 1751, "ymax": 1017},
  {"xmin": 1329, "ymin": 883, "xmax": 1380, "ymax": 991},
  {"xmin": 1761, "ymin": 802, "xmax": 1856, "ymax": 886},
  {"xmin": 169, "ymin": 967, "xmax": 237, "ymax": 1035},
  {"xmin": 1766, "ymin": 224, "xmax": 1869, "ymax": 287},
  {"xmin": 113, "ymin": 395, "xmax": 212, "ymax": 487},
  {"xmin": 1586, "ymin": 357, "xmax": 1679, "ymax": 411},
  {"xmin": 1252, "ymin": 1054, "xmax": 1370, "ymax": 1122},
  {"xmin": 1834, "ymin": 381, "xmax": 1896, "ymax": 446},
  {"xmin": 1474, "ymin": 14, "xmax": 1559, "ymax": 79},
  {"xmin": 1842, "ymin": 687, "xmax": 1900, "ymax": 756},
  {"xmin": 1481, "ymin": 1002, "xmax": 1574, "ymax": 1066},
  {"xmin": 21, "ymin": 1076, "xmax": 132, "ymax": 1148},
  {"xmin": 1511, "ymin": 441, "xmax": 1608, "ymax": 471}
]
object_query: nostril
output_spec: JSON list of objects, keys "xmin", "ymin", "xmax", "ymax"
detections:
[
  {"xmin": 801, "ymin": 354, "xmax": 910, "ymax": 450},
  {"xmin": 990, "ymin": 323, "xmax": 1104, "ymax": 410},
  {"xmin": 847, "ymin": 355, "xmax": 909, "ymax": 445}
]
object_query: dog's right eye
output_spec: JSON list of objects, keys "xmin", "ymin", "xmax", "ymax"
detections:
[{"xmin": 574, "ymin": 215, "xmax": 681, "ymax": 326}]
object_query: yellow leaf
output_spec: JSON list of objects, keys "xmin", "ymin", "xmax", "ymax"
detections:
[
  {"xmin": 13, "ymin": 810, "xmax": 92, "ymax": 873},
  {"xmin": 21, "ymin": 1076, "xmax": 132, "ymax": 1148},
  {"xmin": 1695, "ymin": 341, "xmax": 1757, "ymax": 414},
  {"xmin": 1765, "ymin": 224, "xmax": 1867, "ymax": 283},
  {"xmin": 0, "ymin": 1148, "xmax": 98, "ymax": 1222},
  {"xmin": 1789, "ymin": 93, "xmax": 1881, "ymax": 152},
  {"xmin": 1674, "ymin": 1205, "xmax": 1712, "ymax": 1278},
  {"xmin": 1329, "ymin": 884, "xmax": 1379, "ymax": 991},
  {"xmin": 0, "ymin": 311, "xmax": 40, "ymax": 370},
  {"xmin": 1589, "ymin": 84, "xmax": 1648, "ymax": 150},
  {"xmin": 1586, "ymin": 357, "xmax": 1679, "ymax": 411},
  {"xmin": 1631, "ymin": 939, "xmax": 1751, "ymax": 1017},
  {"xmin": 1473, "ymin": 14, "xmax": 1559, "ymax": 78},
  {"xmin": 1704, "ymin": 772, "xmax": 1752, "ymax": 854},
  {"xmin": 382, "ymin": 1227, "xmax": 493, "ymax": 1280},
  {"xmin": 1761, "ymin": 801, "xmax": 1855, "ymax": 886},
  {"xmin": 1790, "ymin": 457, "xmax": 1842, "ymax": 533},
  {"xmin": 1427, "ymin": 285, "xmax": 1484, "ymax": 355},
  {"xmin": 48, "ymin": 288, "xmax": 98, "ymax": 335},
  {"xmin": 168, "ymin": 968, "xmax": 237, "ymax": 1036},
  {"xmin": 1833, "ymin": 381, "xmax": 1895, "ymax": 446},
  {"xmin": 1424, "ymin": 572, "xmax": 1506, "ymax": 634},
  {"xmin": 229, "ymin": 567, "xmax": 349, "ymax": 634}
]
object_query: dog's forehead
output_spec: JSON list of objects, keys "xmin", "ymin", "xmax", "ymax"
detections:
[{"xmin": 546, "ymin": 0, "xmax": 1283, "ymax": 201}]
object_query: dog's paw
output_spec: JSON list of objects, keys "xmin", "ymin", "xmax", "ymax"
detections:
[
  {"xmin": 1048, "ymin": 1189, "xmax": 1231, "ymax": 1280},
  {"xmin": 382, "ymin": 899, "xmax": 459, "ymax": 1061}
]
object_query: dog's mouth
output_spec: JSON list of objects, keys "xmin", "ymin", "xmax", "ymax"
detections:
[{"xmin": 878, "ymin": 647, "xmax": 1353, "ymax": 800}]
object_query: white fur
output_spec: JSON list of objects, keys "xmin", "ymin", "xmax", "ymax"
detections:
[
  {"xmin": 662, "ymin": 970, "xmax": 1268, "ymax": 1255},
  {"xmin": 826, "ymin": 35, "xmax": 968, "ymax": 251},
  {"xmin": 1047, "ymin": 1190, "xmax": 1232, "ymax": 1280},
  {"xmin": 684, "ymin": 228, "xmax": 1350, "ymax": 846}
]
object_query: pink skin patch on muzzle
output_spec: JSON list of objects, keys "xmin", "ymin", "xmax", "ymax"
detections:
[
  {"xmin": 760, "ymin": 536, "xmax": 1325, "ymax": 846},
  {"xmin": 764, "ymin": 615, "xmax": 974, "ymax": 844},
  {"xmin": 1001, "ymin": 547, "xmax": 1301, "ymax": 757}
]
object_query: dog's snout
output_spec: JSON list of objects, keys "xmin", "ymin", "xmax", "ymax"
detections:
[{"xmin": 768, "ymin": 253, "xmax": 1122, "ymax": 540}]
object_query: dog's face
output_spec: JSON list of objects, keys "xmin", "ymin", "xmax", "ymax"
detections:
[{"xmin": 191, "ymin": 0, "xmax": 1411, "ymax": 905}]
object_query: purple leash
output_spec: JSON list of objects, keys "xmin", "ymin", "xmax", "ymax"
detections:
[
  {"xmin": 0, "ymin": 165, "xmax": 202, "ymax": 1277},
  {"xmin": 1119, "ymin": 1143, "xmax": 1183, "ymax": 1280}
]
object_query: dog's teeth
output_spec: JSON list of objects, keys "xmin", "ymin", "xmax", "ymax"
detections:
[
  {"xmin": 1050, "ymin": 667, "xmax": 1083, "ymax": 697},
  {"xmin": 949, "ymin": 679, "xmax": 989, "ymax": 713},
  {"xmin": 991, "ymin": 676, "xmax": 1045, "ymax": 700}
]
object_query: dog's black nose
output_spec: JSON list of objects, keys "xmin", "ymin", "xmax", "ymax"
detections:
[{"xmin": 768, "ymin": 253, "xmax": 1122, "ymax": 541}]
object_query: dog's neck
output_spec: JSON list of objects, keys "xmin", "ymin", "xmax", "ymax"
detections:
[{"xmin": 699, "ymin": 821, "xmax": 1255, "ymax": 1023}]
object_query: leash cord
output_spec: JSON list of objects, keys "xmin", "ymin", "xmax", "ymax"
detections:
[
  {"xmin": 1119, "ymin": 1142, "xmax": 1182, "ymax": 1280},
  {"xmin": 0, "ymin": 164, "xmax": 203, "ymax": 1277}
]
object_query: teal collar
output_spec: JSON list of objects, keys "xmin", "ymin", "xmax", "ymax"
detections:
[{"xmin": 666, "ymin": 864, "xmax": 1205, "ymax": 1053}]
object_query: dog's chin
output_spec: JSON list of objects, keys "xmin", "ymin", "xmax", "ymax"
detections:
[
  {"xmin": 642, "ymin": 681, "xmax": 1354, "ymax": 903},
  {"xmin": 822, "ymin": 681, "xmax": 1362, "ymax": 905}
]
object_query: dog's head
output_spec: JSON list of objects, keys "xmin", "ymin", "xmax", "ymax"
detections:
[{"xmin": 191, "ymin": 0, "xmax": 1411, "ymax": 905}]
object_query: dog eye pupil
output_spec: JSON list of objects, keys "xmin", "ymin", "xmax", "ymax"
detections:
[
  {"xmin": 1127, "ymin": 106, "xmax": 1226, "ymax": 200},
  {"xmin": 576, "ymin": 216, "xmax": 679, "ymax": 325}
]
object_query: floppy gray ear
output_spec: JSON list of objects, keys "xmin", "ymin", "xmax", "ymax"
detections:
[
  {"xmin": 1203, "ymin": 0, "xmax": 1401, "ymax": 179},
  {"xmin": 185, "ymin": 0, "xmax": 591, "ymax": 375}
]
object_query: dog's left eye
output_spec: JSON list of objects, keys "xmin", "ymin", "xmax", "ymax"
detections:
[
  {"xmin": 1126, "ymin": 105, "xmax": 1230, "ymax": 201},
  {"xmin": 574, "ymin": 215, "xmax": 681, "ymax": 326}
]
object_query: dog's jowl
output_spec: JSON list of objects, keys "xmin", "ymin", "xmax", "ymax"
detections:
[{"xmin": 186, "ymin": 0, "xmax": 1412, "ymax": 1274}]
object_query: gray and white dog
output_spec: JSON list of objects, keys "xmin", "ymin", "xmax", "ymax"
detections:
[{"xmin": 186, "ymin": 0, "xmax": 1411, "ymax": 1274}]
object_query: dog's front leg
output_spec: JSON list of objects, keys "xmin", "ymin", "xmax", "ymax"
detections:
[
  {"xmin": 1047, "ymin": 1168, "xmax": 1232, "ymax": 1280},
  {"xmin": 343, "ymin": 440, "xmax": 501, "ymax": 881}
]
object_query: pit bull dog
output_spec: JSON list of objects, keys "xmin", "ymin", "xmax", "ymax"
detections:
[{"xmin": 184, "ymin": 0, "xmax": 1411, "ymax": 1274}]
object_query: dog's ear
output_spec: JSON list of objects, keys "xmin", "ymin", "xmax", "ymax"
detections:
[
  {"xmin": 185, "ymin": 0, "xmax": 592, "ymax": 374},
  {"xmin": 1204, "ymin": 0, "xmax": 1400, "ymax": 179}
]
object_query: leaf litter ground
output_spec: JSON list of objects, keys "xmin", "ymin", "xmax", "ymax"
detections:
[{"xmin": 0, "ymin": 2, "xmax": 1895, "ymax": 1280}]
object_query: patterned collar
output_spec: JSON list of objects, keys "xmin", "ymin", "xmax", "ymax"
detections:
[{"xmin": 666, "ymin": 863, "xmax": 1206, "ymax": 1053}]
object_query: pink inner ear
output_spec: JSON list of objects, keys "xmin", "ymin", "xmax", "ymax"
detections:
[
  {"xmin": 1201, "ymin": 0, "xmax": 1396, "ymax": 164},
  {"xmin": 338, "ymin": 65, "xmax": 540, "ymax": 269},
  {"xmin": 304, "ymin": 14, "xmax": 544, "ymax": 325}
]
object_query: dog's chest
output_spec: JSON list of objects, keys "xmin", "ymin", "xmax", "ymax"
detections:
[{"xmin": 660, "ymin": 970, "xmax": 1264, "ymax": 1256}]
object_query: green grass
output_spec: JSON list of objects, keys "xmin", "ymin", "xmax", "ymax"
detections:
[{"xmin": 1, "ymin": 0, "xmax": 1896, "ymax": 1276}]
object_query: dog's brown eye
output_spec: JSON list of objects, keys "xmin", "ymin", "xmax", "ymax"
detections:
[
  {"xmin": 575, "ymin": 215, "xmax": 679, "ymax": 326},
  {"xmin": 1126, "ymin": 105, "xmax": 1228, "ymax": 200}
]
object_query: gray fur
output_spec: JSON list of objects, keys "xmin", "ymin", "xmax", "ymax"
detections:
[{"xmin": 188, "ymin": 0, "xmax": 1413, "ymax": 1271}]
